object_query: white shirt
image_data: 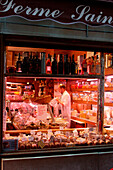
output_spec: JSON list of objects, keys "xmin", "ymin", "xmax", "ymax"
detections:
[{"xmin": 60, "ymin": 90, "xmax": 71, "ymax": 127}]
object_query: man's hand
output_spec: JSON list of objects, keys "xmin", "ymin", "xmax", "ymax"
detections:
[
  {"xmin": 56, "ymin": 97, "xmax": 59, "ymax": 103},
  {"xmin": 56, "ymin": 97, "xmax": 64, "ymax": 106}
]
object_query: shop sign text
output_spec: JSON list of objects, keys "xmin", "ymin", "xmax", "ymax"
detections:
[{"xmin": 0, "ymin": 0, "xmax": 113, "ymax": 27}]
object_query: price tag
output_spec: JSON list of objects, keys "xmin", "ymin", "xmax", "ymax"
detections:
[
  {"xmin": 43, "ymin": 133, "xmax": 47, "ymax": 137},
  {"xmin": 54, "ymin": 131, "xmax": 57, "ymax": 136},
  {"xmin": 5, "ymin": 134, "xmax": 10, "ymax": 138},
  {"xmin": 38, "ymin": 140, "xmax": 45, "ymax": 149},
  {"xmin": 47, "ymin": 66, "xmax": 51, "ymax": 72},
  {"xmin": 28, "ymin": 136, "xmax": 34, "ymax": 142},
  {"xmin": 38, "ymin": 136, "xmax": 41, "ymax": 141},
  {"xmin": 30, "ymin": 130, "xmax": 35, "ymax": 135},
  {"xmin": 73, "ymin": 129, "xmax": 78, "ymax": 137},
  {"xmin": 48, "ymin": 129, "xmax": 52, "ymax": 134},
  {"xmin": 48, "ymin": 130, "xmax": 53, "ymax": 138},
  {"xmin": 66, "ymin": 131, "xmax": 70, "ymax": 137},
  {"xmin": 22, "ymin": 137, "xmax": 28, "ymax": 142},
  {"xmin": 60, "ymin": 127, "xmax": 64, "ymax": 130},
  {"xmin": 57, "ymin": 131, "xmax": 61, "ymax": 134},
  {"xmin": 37, "ymin": 132, "xmax": 42, "ymax": 136}
]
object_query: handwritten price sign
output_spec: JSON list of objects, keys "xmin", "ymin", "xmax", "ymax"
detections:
[{"xmin": 37, "ymin": 104, "xmax": 47, "ymax": 120}]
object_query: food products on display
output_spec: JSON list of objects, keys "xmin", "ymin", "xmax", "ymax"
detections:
[{"xmin": 3, "ymin": 128, "xmax": 113, "ymax": 151}]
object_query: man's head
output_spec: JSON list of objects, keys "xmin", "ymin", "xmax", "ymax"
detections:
[{"xmin": 58, "ymin": 84, "xmax": 66, "ymax": 94}]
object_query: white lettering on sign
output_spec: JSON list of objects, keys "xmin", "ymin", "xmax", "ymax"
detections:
[
  {"xmin": 0, "ymin": 0, "xmax": 113, "ymax": 26},
  {"xmin": 71, "ymin": 5, "xmax": 113, "ymax": 25},
  {"xmin": 0, "ymin": 0, "xmax": 64, "ymax": 18}
]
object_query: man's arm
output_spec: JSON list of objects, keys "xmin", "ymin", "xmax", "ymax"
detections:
[
  {"xmin": 56, "ymin": 98, "xmax": 64, "ymax": 106},
  {"xmin": 56, "ymin": 94, "xmax": 70, "ymax": 106}
]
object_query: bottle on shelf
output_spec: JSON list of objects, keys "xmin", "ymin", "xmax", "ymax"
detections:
[
  {"xmin": 64, "ymin": 54, "xmax": 70, "ymax": 74},
  {"xmin": 58, "ymin": 54, "xmax": 63, "ymax": 74},
  {"xmin": 41, "ymin": 52, "xmax": 46, "ymax": 74},
  {"xmin": 22, "ymin": 52, "xmax": 29, "ymax": 73},
  {"xmin": 16, "ymin": 53, "xmax": 22, "ymax": 72},
  {"xmin": 78, "ymin": 66, "xmax": 82, "ymax": 75},
  {"xmin": 52, "ymin": 54, "xmax": 57, "ymax": 74},
  {"xmin": 46, "ymin": 54, "xmax": 52, "ymax": 74},
  {"xmin": 32, "ymin": 53, "xmax": 35, "ymax": 72},
  {"xmin": 38, "ymin": 52, "xmax": 41, "ymax": 74},
  {"xmin": 35, "ymin": 52, "xmax": 41, "ymax": 74},
  {"xmin": 87, "ymin": 57, "xmax": 92, "ymax": 75},
  {"xmin": 75, "ymin": 61, "xmax": 78, "ymax": 75},
  {"xmin": 94, "ymin": 55, "xmax": 97, "ymax": 73},
  {"xmin": 110, "ymin": 54, "xmax": 113, "ymax": 69},
  {"xmin": 96, "ymin": 55, "xmax": 101, "ymax": 75},
  {"xmin": 69, "ymin": 56, "xmax": 71, "ymax": 75},
  {"xmin": 90, "ymin": 56, "xmax": 95, "ymax": 75},
  {"xmin": 28, "ymin": 52, "xmax": 33, "ymax": 73},
  {"xmin": 71, "ymin": 55, "xmax": 75, "ymax": 75},
  {"xmin": 77, "ymin": 55, "xmax": 82, "ymax": 75},
  {"xmin": 82, "ymin": 54, "xmax": 87, "ymax": 75}
]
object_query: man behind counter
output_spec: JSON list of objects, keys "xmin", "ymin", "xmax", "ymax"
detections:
[{"xmin": 56, "ymin": 84, "xmax": 71, "ymax": 128}]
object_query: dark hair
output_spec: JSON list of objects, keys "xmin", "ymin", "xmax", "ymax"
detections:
[{"xmin": 59, "ymin": 84, "xmax": 66, "ymax": 89}]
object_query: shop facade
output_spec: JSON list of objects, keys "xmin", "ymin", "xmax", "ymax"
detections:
[{"xmin": 0, "ymin": 0, "xmax": 113, "ymax": 169}]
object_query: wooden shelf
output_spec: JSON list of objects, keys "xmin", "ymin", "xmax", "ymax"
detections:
[
  {"xmin": 72, "ymin": 100, "xmax": 97, "ymax": 105},
  {"xmin": 72, "ymin": 100, "xmax": 113, "ymax": 107},
  {"xmin": 105, "ymin": 87, "xmax": 113, "ymax": 91},
  {"xmin": 105, "ymin": 68, "xmax": 113, "ymax": 76},
  {"xmin": 6, "ymin": 99, "xmax": 24, "ymax": 102},
  {"xmin": 72, "ymin": 88, "xmax": 98, "ymax": 92},
  {"xmin": 104, "ymin": 103, "xmax": 113, "ymax": 107},
  {"xmin": 71, "ymin": 116, "xmax": 96, "ymax": 126},
  {"xmin": 5, "ymin": 73, "xmax": 102, "ymax": 79},
  {"xmin": 72, "ymin": 87, "xmax": 113, "ymax": 92},
  {"xmin": 6, "ymin": 99, "xmax": 112, "ymax": 106}
]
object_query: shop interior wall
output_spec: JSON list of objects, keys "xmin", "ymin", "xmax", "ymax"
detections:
[{"xmin": 0, "ymin": 17, "xmax": 113, "ymax": 44}]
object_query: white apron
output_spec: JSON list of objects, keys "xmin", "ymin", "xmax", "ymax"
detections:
[{"xmin": 60, "ymin": 91, "xmax": 71, "ymax": 127}]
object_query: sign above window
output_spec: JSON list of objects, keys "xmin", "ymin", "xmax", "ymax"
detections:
[{"xmin": 0, "ymin": 0, "xmax": 113, "ymax": 27}]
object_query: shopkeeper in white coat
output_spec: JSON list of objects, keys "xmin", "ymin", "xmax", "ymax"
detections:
[{"xmin": 56, "ymin": 84, "xmax": 71, "ymax": 128}]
